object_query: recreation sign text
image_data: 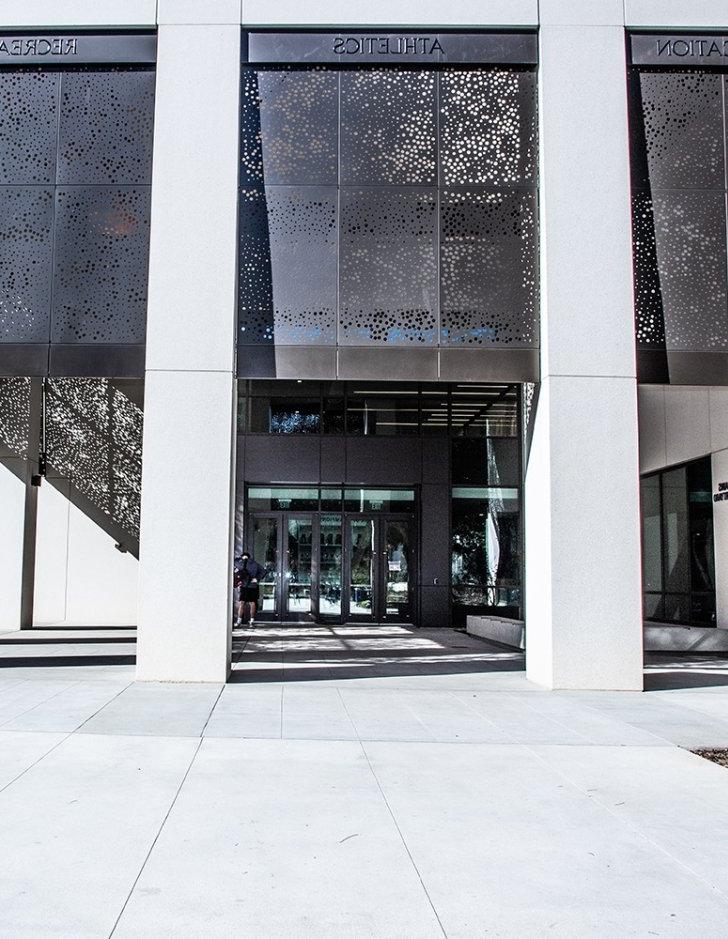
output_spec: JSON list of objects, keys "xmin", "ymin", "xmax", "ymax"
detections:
[
  {"xmin": 631, "ymin": 34, "xmax": 728, "ymax": 66},
  {"xmin": 0, "ymin": 33, "xmax": 156, "ymax": 65}
]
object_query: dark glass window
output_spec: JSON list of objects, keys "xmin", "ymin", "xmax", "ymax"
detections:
[
  {"xmin": 344, "ymin": 488, "xmax": 416, "ymax": 512},
  {"xmin": 640, "ymin": 456, "xmax": 716, "ymax": 626},
  {"xmin": 450, "ymin": 385, "xmax": 518, "ymax": 437},
  {"xmin": 451, "ymin": 487, "xmax": 520, "ymax": 614},
  {"xmin": 346, "ymin": 384, "xmax": 420, "ymax": 435},
  {"xmin": 248, "ymin": 487, "xmax": 319, "ymax": 511},
  {"xmin": 248, "ymin": 380, "xmax": 322, "ymax": 434}
]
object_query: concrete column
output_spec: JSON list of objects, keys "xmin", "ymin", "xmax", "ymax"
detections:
[
  {"xmin": 525, "ymin": 2, "xmax": 643, "ymax": 690},
  {"xmin": 712, "ymin": 449, "xmax": 728, "ymax": 630},
  {"xmin": 136, "ymin": 5, "xmax": 240, "ymax": 681}
]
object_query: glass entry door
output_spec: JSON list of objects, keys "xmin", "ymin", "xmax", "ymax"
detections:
[
  {"xmin": 249, "ymin": 510, "xmax": 414, "ymax": 623},
  {"xmin": 345, "ymin": 515, "xmax": 413, "ymax": 622}
]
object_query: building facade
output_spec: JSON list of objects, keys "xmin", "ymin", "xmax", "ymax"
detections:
[{"xmin": 0, "ymin": 0, "xmax": 727, "ymax": 690}]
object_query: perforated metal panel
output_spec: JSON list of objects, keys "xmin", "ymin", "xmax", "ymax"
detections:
[
  {"xmin": 0, "ymin": 187, "xmax": 54, "ymax": 342},
  {"xmin": 241, "ymin": 67, "xmax": 338, "ymax": 186},
  {"xmin": 339, "ymin": 188, "xmax": 438, "ymax": 344},
  {"xmin": 440, "ymin": 69, "xmax": 537, "ymax": 186},
  {"xmin": 441, "ymin": 188, "xmax": 538, "ymax": 346},
  {"xmin": 57, "ymin": 69, "xmax": 155, "ymax": 185},
  {"xmin": 633, "ymin": 190, "xmax": 728, "ymax": 350},
  {"xmin": 239, "ymin": 186, "xmax": 337, "ymax": 344},
  {"xmin": 0, "ymin": 71, "xmax": 58, "ymax": 184},
  {"xmin": 0, "ymin": 375, "xmax": 30, "ymax": 457},
  {"xmin": 632, "ymin": 70, "xmax": 724, "ymax": 191},
  {"xmin": 45, "ymin": 378, "xmax": 142, "ymax": 536},
  {"xmin": 238, "ymin": 63, "xmax": 539, "ymax": 360},
  {"xmin": 340, "ymin": 69, "xmax": 436, "ymax": 185},
  {"xmin": 51, "ymin": 186, "xmax": 151, "ymax": 343}
]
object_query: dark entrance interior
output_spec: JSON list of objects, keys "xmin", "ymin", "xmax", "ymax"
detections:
[{"xmin": 247, "ymin": 487, "xmax": 417, "ymax": 624}]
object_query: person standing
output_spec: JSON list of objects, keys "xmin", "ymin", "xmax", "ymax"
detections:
[{"xmin": 234, "ymin": 551, "xmax": 266, "ymax": 627}]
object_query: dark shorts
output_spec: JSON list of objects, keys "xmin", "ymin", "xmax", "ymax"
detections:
[{"xmin": 239, "ymin": 584, "xmax": 260, "ymax": 603}]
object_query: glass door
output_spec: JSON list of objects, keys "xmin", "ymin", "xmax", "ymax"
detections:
[
  {"xmin": 319, "ymin": 514, "xmax": 343, "ymax": 619},
  {"xmin": 382, "ymin": 517, "xmax": 412, "ymax": 622},
  {"xmin": 347, "ymin": 517, "xmax": 376, "ymax": 619},
  {"xmin": 251, "ymin": 515, "xmax": 281, "ymax": 620},
  {"xmin": 284, "ymin": 515, "xmax": 314, "ymax": 620}
]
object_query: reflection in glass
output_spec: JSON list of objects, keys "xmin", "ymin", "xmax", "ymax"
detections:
[
  {"xmin": 248, "ymin": 487, "xmax": 319, "ymax": 511},
  {"xmin": 319, "ymin": 514, "xmax": 342, "ymax": 616},
  {"xmin": 347, "ymin": 384, "xmax": 420, "ymax": 435},
  {"xmin": 349, "ymin": 518, "xmax": 374, "ymax": 615},
  {"xmin": 450, "ymin": 384, "xmax": 517, "ymax": 437},
  {"xmin": 344, "ymin": 488, "xmax": 415, "ymax": 513},
  {"xmin": 641, "ymin": 475, "xmax": 662, "ymax": 592},
  {"xmin": 250, "ymin": 396, "xmax": 321, "ymax": 434},
  {"xmin": 451, "ymin": 488, "xmax": 520, "ymax": 610},
  {"xmin": 385, "ymin": 520, "xmax": 410, "ymax": 616},
  {"xmin": 286, "ymin": 518, "xmax": 312, "ymax": 615},
  {"xmin": 252, "ymin": 517, "xmax": 278, "ymax": 612}
]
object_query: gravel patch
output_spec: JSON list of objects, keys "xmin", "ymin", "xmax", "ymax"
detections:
[{"xmin": 692, "ymin": 748, "xmax": 728, "ymax": 768}]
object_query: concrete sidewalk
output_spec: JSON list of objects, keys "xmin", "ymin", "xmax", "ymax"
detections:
[{"xmin": 1, "ymin": 625, "xmax": 728, "ymax": 936}]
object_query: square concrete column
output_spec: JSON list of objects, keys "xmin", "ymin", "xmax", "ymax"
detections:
[
  {"xmin": 136, "ymin": 10, "xmax": 240, "ymax": 681},
  {"xmin": 525, "ymin": 2, "xmax": 643, "ymax": 690}
]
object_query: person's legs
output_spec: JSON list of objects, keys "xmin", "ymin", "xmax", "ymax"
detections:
[
  {"xmin": 235, "ymin": 591, "xmax": 244, "ymax": 626},
  {"xmin": 249, "ymin": 599, "xmax": 257, "ymax": 623}
]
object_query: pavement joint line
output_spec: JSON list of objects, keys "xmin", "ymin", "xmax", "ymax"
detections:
[
  {"xmin": 336, "ymin": 686, "xmax": 448, "ymax": 936},
  {"xmin": 200, "ymin": 682, "xmax": 227, "ymax": 737},
  {"xmin": 578, "ymin": 700, "xmax": 686, "ymax": 748},
  {"xmin": 71, "ymin": 680, "xmax": 137, "ymax": 734},
  {"xmin": 0, "ymin": 731, "xmax": 73, "ymax": 795},
  {"xmin": 0, "ymin": 678, "xmax": 85, "ymax": 730},
  {"xmin": 523, "ymin": 742, "xmax": 728, "ymax": 908},
  {"xmin": 516, "ymin": 693, "xmax": 624, "ymax": 745},
  {"xmin": 108, "ymin": 736, "xmax": 204, "ymax": 939}
]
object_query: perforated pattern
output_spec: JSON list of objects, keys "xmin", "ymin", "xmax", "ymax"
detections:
[
  {"xmin": 239, "ymin": 187, "xmax": 337, "ymax": 344},
  {"xmin": 0, "ymin": 71, "xmax": 58, "ymax": 184},
  {"xmin": 339, "ymin": 188, "xmax": 438, "ymax": 344},
  {"xmin": 440, "ymin": 69, "xmax": 537, "ymax": 187},
  {"xmin": 58, "ymin": 69, "xmax": 155, "ymax": 185},
  {"xmin": 441, "ymin": 188, "xmax": 537, "ymax": 346},
  {"xmin": 45, "ymin": 378, "xmax": 143, "ymax": 537},
  {"xmin": 52, "ymin": 186, "xmax": 151, "ymax": 343},
  {"xmin": 633, "ymin": 70, "xmax": 724, "ymax": 191},
  {"xmin": 340, "ymin": 69, "xmax": 436, "ymax": 184},
  {"xmin": 632, "ymin": 190, "xmax": 728, "ymax": 350},
  {"xmin": 241, "ymin": 67, "xmax": 338, "ymax": 186},
  {"xmin": 0, "ymin": 187, "xmax": 54, "ymax": 341},
  {"xmin": 0, "ymin": 376, "xmax": 30, "ymax": 457}
]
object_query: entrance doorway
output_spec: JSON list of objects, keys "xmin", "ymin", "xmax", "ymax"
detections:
[{"xmin": 248, "ymin": 502, "xmax": 416, "ymax": 624}]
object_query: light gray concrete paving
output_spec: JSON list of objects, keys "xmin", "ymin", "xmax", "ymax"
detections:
[{"xmin": 1, "ymin": 623, "xmax": 728, "ymax": 936}]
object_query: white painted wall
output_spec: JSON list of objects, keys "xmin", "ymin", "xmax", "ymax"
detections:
[
  {"xmin": 639, "ymin": 386, "xmax": 728, "ymax": 475},
  {"xmin": 0, "ymin": 461, "xmax": 25, "ymax": 630},
  {"xmin": 33, "ymin": 482, "xmax": 138, "ymax": 626}
]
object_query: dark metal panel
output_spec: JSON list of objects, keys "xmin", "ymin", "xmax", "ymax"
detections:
[
  {"xmin": 631, "ymin": 34, "xmax": 728, "ymax": 67},
  {"xmin": 419, "ymin": 584, "xmax": 450, "ymax": 628},
  {"xmin": 321, "ymin": 436, "xmax": 345, "ymax": 481},
  {"xmin": 57, "ymin": 70, "xmax": 155, "ymax": 185},
  {"xmin": 0, "ymin": 71, "xmax": 58, "ymax": 184},
  {"xmin": 638, "ymin": 350, "xmax": 728, "ymax": 385},
  {"xmin": 340, "ymin": 69, "xmax": 436, "ymax": 185},
  {"xmin": 245, "ymin": 434, "xmax": 321, "ymax": 483},
  {"xmin": 0, "ymin": 187, "xmax": 54, "ymax": 342},
  {"xmin": 339, "ymin": 187, "xmax": 438, "ymax": 345},
  {"xmin": 440, "ymin": 187, "xmax": 538, "ymax": 347},
  {"xmin": 630, "ymin": 71, "xmax": 724, "ymax": 191},
  {"xmin": 421, "ymin": 437, "xmax": 449, "ymax": 485},
  {"xmin": 0, "ymin": 344, "xmax": 49, "ymax": 375},
  {"xmin": 439, "ymin": 348, "xmax": 539, "ymax": 382},
  {"xmin": 344, "ymin": 436, "xmax": 422, "ymax": 485},
  {"xmin": 239, "ymin": 187, "xmax": 338, "ymax": 345},
  {"xmin": 49, "ymin": 344, "xmax": 145, "ymax": 377},
  {"xmin": 633, "ymin": 190, "xmax": 728, "ymax": 352},
  {"xmin": 245, "ymin": 32, "xmax": 538, "ymax": 66},
  {"xmin": 420, "ymin": 483, "xmax": 450, "ymax": 583},
  {"xmin": 269, "ymin": 345, "xmax": 337, "ymax": 379},
  {"xmin": 0, "ymin": 33, "xmax": 157, "ymax": 65},
  {"xmin": 241, "ymin": 67, "xmax": 338, "ymax": 187},
  {"xmin": 440, "ymin": 69, "xmax": 537, "ymax": 187},
  {"xmin": 237, "ymin": 344, "xmax": 276, "ymax": 377},
  {"xmin": 51, "ymin": 186, "xmax": 151, "ymax": 343},
  {"xmin": 337, "ymin": 347, "xmax": 439, "ymax": 381}
]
